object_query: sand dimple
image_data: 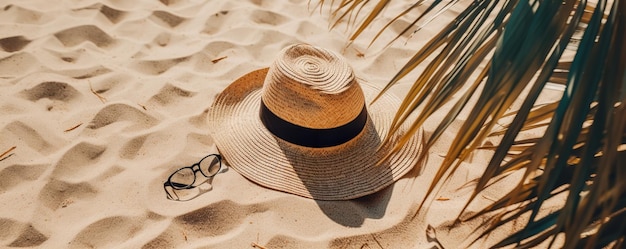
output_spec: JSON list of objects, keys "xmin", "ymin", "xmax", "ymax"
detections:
[
  {"xmin": 201, "ymin": 11, "xmax": 229, "ymax": 35},
  {"xmin": 141, "ymin": 200, "xmax": 268, "ymax": 248},
  {"xmin": 265, "ymin": 235, "xmax": 319, "ymax": 249},
  {"xmin": 120, "ymin": 135, "xmax": 148, "ymax": 160},
  {"xmin": 141, "ymin": 237, "xmax": 174, "ymax": 249},
  {"xmin": 0, "ymin": 164, "xmax": 47, "ymax": 192},
  {"xmin": 0, "ymin": 218, "xmax": 21, "ymax": 243},
  {"xmin": 120, "ymin": 131, "xmax": 180, "ymax": 160},
  {"xmin": 150, "ymin": 10, "xmax": 186, "ymax": 27},
  {"xmin": 130, "ymin": 57, "xmax": 190, "ymax": 75},
  {"xmin": 0, "ymin": 5, "xmax": 51, "ymax": 24},
  {"xmin": 173, "ymin": 200, "xmax": 267, "ymax": 237},
  {"xmin": 38, "ymin": 179, "xmax": 98, "ymax": 210},
  {"xmin": 52, "ymin": 141, "xmax": 106, "ymax": 181},
  {"xmin": 54, "ymin": 25, "xmax": 115, "ymax": 48},
  {"xmin": 20, "ymin": 81, "xmax": 81, "ymax": 102},
  {"xmin": 86, "ymin": 103, "xmax": 157, "ymax": 131},
  {"xmin": 328, "ymin": 213, "xmax": 422, "ymax": 249},
  {"xmin": 250, "ymin": 9, "xmax": 289, "ymax": 26},
  {"xmin": 69, "ymin": 216, "xmax": 142, "ymax": 249},
  {"xmin": 7, "ymin": 223, "xmax": 48, "ymax": 247},
  {"xmin": 0, "ymin": 36, "xmax": 31, "ymax": 52},
  {"xmin": 86, "ymin": 73, "xmax": 129, "ymax": 97},
  {"xmin": 0, "ymin": 52, "xmax": 39, "ymax": 77},
  {"xmin": 69, "ymin": 66, "xmax": 113, "ymax": 79},
  {"xmin": 157, "ymin": 200, "xmax": 268, "ymax": 244},
  {"xmin": 2, "ymin": 121, "xmax": 55, "ymax": 155},
  {"xmin": 148, "ymin": 83, "xmax": 196, "ymax": 106},
  {"xmin": 158, "ymin": 0, "xmax": 184, "ymax": 6},
  {"xmin": 99, "ymin": 4, "xmax": 126, "ymax": 24}
]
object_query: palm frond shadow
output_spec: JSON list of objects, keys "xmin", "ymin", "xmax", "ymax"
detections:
[{"xmin": 316, "ymin": 0, "xmax": 626, "ymax": 248}]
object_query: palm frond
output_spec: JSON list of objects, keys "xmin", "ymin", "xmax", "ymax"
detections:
[{"xmin": 317, "ymin": 0, "xmax": 626, "ymax": 248}]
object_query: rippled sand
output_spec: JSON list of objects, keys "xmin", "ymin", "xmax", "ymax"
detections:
[{"xmin": 0, "ymin": 0, "xmax": 546, "ymax": 248}]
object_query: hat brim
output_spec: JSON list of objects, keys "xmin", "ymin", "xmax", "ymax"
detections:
[{"xmin": 207, "ymin": 68, "xmax": 423, "ymax": 200}]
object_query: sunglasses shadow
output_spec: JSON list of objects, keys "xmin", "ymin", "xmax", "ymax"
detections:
[
  {"xmin": 164, "ymin": 155, "xmax": 229, "ymax": 202},
  {"xmin": 165, "ymin": 178, "xmax": 216, "ymax": 202}
]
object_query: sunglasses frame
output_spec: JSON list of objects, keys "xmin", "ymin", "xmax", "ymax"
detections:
[{"xmin": 163, "ymin": 154, "xmax": 222, "ymax": 200}]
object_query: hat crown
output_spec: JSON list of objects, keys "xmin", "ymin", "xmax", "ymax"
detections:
[{"xmin": 261, "ymin": 44, "xmax": 365, "ymax": 129}]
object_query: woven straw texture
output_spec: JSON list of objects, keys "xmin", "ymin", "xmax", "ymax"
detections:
[
  {"xmin": 207, "ymin": 44, "xmax": 423, "ymax": 200},
  {"xmin": 262, "ymin": 44, "xmax": 364, "ymax": 128}
]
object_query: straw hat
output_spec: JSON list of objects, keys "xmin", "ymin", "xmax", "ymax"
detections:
[{"xmin": 207, "ymin": 44, "xmax": 423, "ymax": 200}]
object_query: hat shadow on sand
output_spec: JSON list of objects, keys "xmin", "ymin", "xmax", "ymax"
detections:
[
  {"xmin": 277, "ymin": 117, "xmax": 395, "ymax": 227},
  {"xmin": 313, "ymin": 185, "xmax": 393, "ymax": 227},
  {"xmin": 317, "ymin": 143, "xmax": 427, "ymax": 227}
]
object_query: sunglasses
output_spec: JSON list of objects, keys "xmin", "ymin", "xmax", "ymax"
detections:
[{"xmin": 163, "ymin": 154, "xmax": 222, "ymax": 201}]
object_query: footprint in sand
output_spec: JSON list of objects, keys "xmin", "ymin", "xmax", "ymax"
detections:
[
  {"xmin": 0, "ymin": 36, "xmax": 31, "ymax": 52},
  {"xmin": 173, "ymin": 202, "xmax": 246, "ymax": 236},
  {"xmin": 295, "ymin": 20, "xmax": 327, "ymax": 38},
  {"xmin": 19, "ymin": 81, "xmax": 81, "ymax": 103},
  {"xmin": 149, "ymin": 11, "xmax": 187, "ymax": 28},
  {"xmin": 158, "ymin": 0, "xmax": 185, "ymax": 6},
  {"xmin": 250, "ymin": 9, "xmax": 289, "ymax": 26},
  {"xmin": 0, "ymin": 218, "xmax": 22, "ymax": 244},
  {"xmin": 98, "ymin": 4, "xmax": 127, "ymax": 24},
  {"xmin": 130, "ymin": 57, "xmax": 190, "ymax": 75},
  {"xmin": 86, "ymin": 103, "xmax": 157, "ymax": 131},
  {"xmin": 264, "ymin": 235, "xmax": 306, "ymax": 249},
  {"xmin": 143, "ymin": 200, "xmax": 268, "ymax": 248},
  {"xmin": 1, "ymin": 121, "xmax": 55, "ymax": 155},
  {"xmin": 148, "ymin": 83, "xmax": 196, "ymax": 106},
  {"xmin": 68, "ymin": 216, "xmax": 143, "ymax": 249},
  {"xmin": 1, "ymin": 5, "xmax": 51, "ymax": 24},
  {"xmin": 119, "ymin": 131, "xmax": 181, "ymax": 161},
  {"xmin": 0, "ymin": 52, "xmax": 39, "ymax": 77},
  {"xmin": 38, "ymin": 179, "xmax": 98, "ymax": 210},
  {"xmin": 8, "ymin": 225, "xmax": 47, "ymax": 248},
  {"xmin": 53, "ymin": 25, "xmax": 115, "ymax": 48},
  {"xmin": 71, "ymin": 66, "xmax": 113, "ymax": 79},
  {"xmin": 119, "ymin": 135, "xmax": 148, "ymax": 160},
  {"xmin": 201, "ymin": 11, "xmax": 229, "ymax": 35},
  {"xmin": 1, "ymin": 220, "xmax": 48, "ymax": 247},
  {"xmin": 51, "ymin": 141, "xmax": 107, "ymax": 182},
  {"xmin": 0, "ymin": 163, "xmax": 47, "ymax": 192}
]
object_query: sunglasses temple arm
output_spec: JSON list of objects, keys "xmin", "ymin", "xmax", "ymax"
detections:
[{"xmin": 163, "ymin": 183, "xmax": 179, "ymax": 200}]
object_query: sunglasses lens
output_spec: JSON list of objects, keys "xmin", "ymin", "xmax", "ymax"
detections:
[
  {"xmin": 169, "ymin": 168, "xmax": 195, "ymax": 189},
  {"xmin": 200, "ymin": 155, "xmax": 221, "ymax": 177}
]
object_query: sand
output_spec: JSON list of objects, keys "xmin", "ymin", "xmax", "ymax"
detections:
[{"xmin": 0, "ymin": 0, "xmax": 563, "ymax": 248}]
